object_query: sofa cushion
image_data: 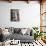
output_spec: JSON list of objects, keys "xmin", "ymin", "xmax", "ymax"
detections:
[
  {"xmin": 8, "ymin": 27, "xmax": 14, "ymax": 34},
  {"xmin": 21, "ymin": 29, "xmax": 27, "ymax": 35},
  {"xmin": 8, "ymin": 33, "xmax": 34, "ymax": 43},
  {"xmin": 14, "ymin": 28, "xmax": 21, "ymax": 33}
]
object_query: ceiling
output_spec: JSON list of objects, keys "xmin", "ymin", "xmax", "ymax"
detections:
[
  {"xmin": 0, "ymin": 0, "xmax": 45, "ymax": 4},
  {"xmin": 0, "ymin": 0, "xmax": 41, "ymax": 1}
]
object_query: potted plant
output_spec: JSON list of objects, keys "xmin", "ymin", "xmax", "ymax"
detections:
[{"xmin": 32, "ymin": 27, "xmax": 43, "ymax": 40}]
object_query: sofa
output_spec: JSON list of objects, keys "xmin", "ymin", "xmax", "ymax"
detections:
[
  {"xmin": 0, "ymin": 27, "xmax": 34, "ymax": 43},
  {"xmin": 7, "ymin": 27, "xmax": 34, "ymax": 43}
]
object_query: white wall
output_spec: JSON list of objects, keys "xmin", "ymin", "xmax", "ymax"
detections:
[{"xmin": 0, "ymin": 1, "xmax": 40, "ymax": 28}]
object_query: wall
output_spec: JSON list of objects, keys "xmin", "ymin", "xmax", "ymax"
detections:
[{"xmin": 0, "ymin": 1, "xmax": 40, "ymax": 28}]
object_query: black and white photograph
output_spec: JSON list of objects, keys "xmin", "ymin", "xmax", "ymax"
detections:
[{"xmin": 11, "ymin": 9, "xmax": 20, "ymax": 21}]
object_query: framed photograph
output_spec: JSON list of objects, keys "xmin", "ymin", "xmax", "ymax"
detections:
[{"xmin": 11, "ymin": 9, "xmax": 20, "ymax": 21}]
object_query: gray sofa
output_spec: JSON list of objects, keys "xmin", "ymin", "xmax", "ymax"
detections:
[{"xmin": 7, "ymin": 28, "xmax": 34, "ymax": 43}]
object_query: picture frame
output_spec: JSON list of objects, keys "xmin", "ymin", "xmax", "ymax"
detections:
[{"xmin": 11, "ymin": 9, "xmax": 20, "ymax": 21}]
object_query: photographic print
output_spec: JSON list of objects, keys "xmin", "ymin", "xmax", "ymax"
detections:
[{"xmin": 11, "ymin": 9, "xmax": 20, "ymax": 21}]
